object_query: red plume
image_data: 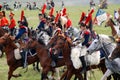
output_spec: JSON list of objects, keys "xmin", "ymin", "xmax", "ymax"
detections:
[
  {"xmin": 62, "ymin": 8, "xmax": 67, "ymax": 16},
  {"xmin": 41, "ymin": 3, "xmax": 47, "ymax": 14},
  {"xmin": 79, "ymin": 12, "xmax": 86, "ymax": 23},
  {"xmin": 55, "ymin": 13, "xmax": 60, "ymax": 23},
  {"xmin": 85, "ymin": 14, "xmax": 92, "ymax": 25},
  {"xmin": 21, "ymin": 10, "xmax": 24, "ymax": 21},
  {"xmin": 49, "ymin": 7, "xmax": 54, "ymax": 17},
  {"xmin": 89, "ymin": 9, "xmax": 94, "ymax": 15}
]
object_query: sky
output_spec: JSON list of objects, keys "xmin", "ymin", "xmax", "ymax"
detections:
[{"xmin": 0, "ymin": 0, "xmax": 120, "ymax": 6}]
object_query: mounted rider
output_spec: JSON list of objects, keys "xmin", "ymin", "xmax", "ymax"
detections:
[
  {"xmin": 12, "ymin": 10, "xmax": 28, "ymax": 68},
  {"xmin": 0, "ymin": 11, "xmax": 9, "ymax": 32},
  {"xmin": 15, "ymin": 10, "xmax": 28, "ymax": 42},
  {"xmin": 37, "ymin": 3, "xmax": 47, "ymax": 31},
  {"xmin": 77, "ymin": 9, "xmax": 95, "ymax": 73},
  {"xmin": 9, "ymin": 12, "xmax": 16, "ymax": 35}
]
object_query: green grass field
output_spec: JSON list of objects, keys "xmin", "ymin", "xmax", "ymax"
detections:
[{"xmin": 0, "ymin": 4, "xmax": 120, "ymax": 80}]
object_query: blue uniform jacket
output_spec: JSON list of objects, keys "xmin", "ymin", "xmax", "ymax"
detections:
[
  {"xmin": 82, "ymin": 31, "xmax": 90, "ymax": 47},
  {"xmin": 15, "ymin": 28, "xmax": 26, "ymax": 39},
  {"xmin": 38, "ymin": 20, "xmax": 45, "ymax": 30}
]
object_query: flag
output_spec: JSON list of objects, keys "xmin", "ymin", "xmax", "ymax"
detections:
[
  {"xmin": 94, "ymin": 9, "xmax": 110, "ymax": 26},
  {"xmin": 114, "ymin": 10, "xmax": 119, "ymax": 20}
]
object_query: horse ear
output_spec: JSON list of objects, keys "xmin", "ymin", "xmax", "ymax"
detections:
[{"xmin": 96, "ymin": 34, "xmax": 100, "ymax": 39}]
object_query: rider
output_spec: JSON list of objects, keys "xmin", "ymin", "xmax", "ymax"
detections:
[
  {"xmin": 9, "ymin": 12, "xmax": 16, "ymax": 35},
  {"xmin": 1, "ymin": 11, "xmax": 9, "ymax": 27},
  {"xmin": 65, "ymin": 15, "xmax": 72, "ymax": 31},
  {"xmin": 37, "ymin": 13, "xmax": 46, "ymax": 31},
  {"xmin": 78, "ymin": 10, "xmax": 94, "ymax": 73}
]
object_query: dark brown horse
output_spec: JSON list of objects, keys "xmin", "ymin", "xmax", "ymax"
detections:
[
  {"xmin": 0, "ymin": 34, "xmax": 39, "ymax": 80},
  {"xmin": 26, "ymin": 38, "xmax": 83, "ymax": 80},
  {"xmin": 50, "ymin": 33, "xmax": 111, "ymax": 80}
]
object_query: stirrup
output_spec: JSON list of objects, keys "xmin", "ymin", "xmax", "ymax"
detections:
[
  {"xmin": 80, "ymin": 68, "xmax": 86, "ymax": 74},
  {"xmin": 51, "ymin": 61, "xmax": 56, "ymax": 67}
]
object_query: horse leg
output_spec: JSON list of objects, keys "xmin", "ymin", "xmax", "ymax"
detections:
[
  {"xmin": 36, "ymin": 61, "xmax": 40, "ymax": 72},
  {"xmin": 101, "ymin": 69, "xmax": 113, "ymax": 80},
  {"xmin": 8, "ymin": 66, "xmax": 21, "ymax": 80},
  {"xmin": 100, "ymin": 64, "xmax": 111, "ymax": 80},
  {"xmin": 60, "ymin": 70, "xmax": 68, "ymax": 80},
  {"xmin": 65, "ymin": 70, "xmax": 73, "ymax": 80},
  {"xmin": 75, "ymin": 73, "xmax": 84, "ymax": 80},
  {"xmin": 55, "ymin": 68, "xmax": 60, "ymax": 80},
  {"xmin": 41, "ymin": 67, "xmax": 50, "ymax": 80},
  {"xmin": 112, "ymin": 73, "xmax": 118, "ymax": 80},
  {"xmin": 0, "ymin": 50, "xmax": 3, "ymax": 58},
  {"xmin": 33, "ymin": 63, "xmax": 35, "ymax": 70}
]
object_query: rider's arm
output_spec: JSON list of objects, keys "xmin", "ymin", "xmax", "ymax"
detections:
[
  {"xmin": 15, "ymin": 28, "xmax": 26, "ymax": 40},
  {"xmin": 37, "ymin": 21, "xmax": 45, "ymax": 30}
]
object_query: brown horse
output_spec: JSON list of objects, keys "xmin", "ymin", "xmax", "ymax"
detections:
[
  {"xmin": 0, "ymin": 34, "xmax": 39, "ymax": 80},
  {"xmin": 26, "ymin": 38, "xmax": 83, "ymax": 80},
  {"xmin": 51, "ymin": 33, "xmax": 111, "ymax": 80},
  {"xmin": 105, "ymin": 18, "xmax": 117, "ymax": 37}
]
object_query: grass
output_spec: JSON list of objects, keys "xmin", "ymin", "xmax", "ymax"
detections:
[{"xmin": 0, "ymin": 4, "xmax": 120, "ymax": 80}]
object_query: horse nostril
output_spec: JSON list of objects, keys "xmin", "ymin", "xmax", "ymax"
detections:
[{"xmin": 87, "ymin": 50, "xmax": 89, "ymax": 53}]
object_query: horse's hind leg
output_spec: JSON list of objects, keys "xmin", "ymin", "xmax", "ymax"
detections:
[{"xmin": 36, "ymin": 61, "xmax": 40, "ymax": 72}]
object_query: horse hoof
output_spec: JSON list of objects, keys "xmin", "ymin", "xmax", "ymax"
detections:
[{"xmin": 18, "ymin": 74, "xmax": 22, "ymax": 77}]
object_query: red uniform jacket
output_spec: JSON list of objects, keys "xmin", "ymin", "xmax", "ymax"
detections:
[
  {"xmin": 9, "ymin": 18, "xmax": 16, "ymax": 29},
  {"xmin": 2, "ymin": 17, "xmax": 9, "ymax": 26},
  {"xmin": 66, "ymin": 19, "xmax": 72, "ymax": 29}
]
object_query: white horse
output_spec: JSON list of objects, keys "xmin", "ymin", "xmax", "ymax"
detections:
[
  {"xmin": 37, "ymin": 30, "xmax": 51, "ymax": 45},
  {"xmin": 66, "ymin": 27, "xmax": 80, "ymax": 39},
  {"xmin": 87, "ymin": 34, "xmax": 120, "ymax": 80}
]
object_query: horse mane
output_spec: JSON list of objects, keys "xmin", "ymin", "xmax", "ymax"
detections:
[
  {"xmin": 38, "ymin": 38, "xmax": 46, "ymax": 46},
  {"xmin": 110, "ymin": 18, "xmax": 116, "ymax": 26},
  {"xmin": 5, "ymin": 38, "xmax": 17, "ymax": 49},
  {"xmin": 99, "ymin": 34, "xmax": 114, "ymax": 43},
  {"xmin": 0, "ymin": 28, "xmax": 5, "ymax": 37}
]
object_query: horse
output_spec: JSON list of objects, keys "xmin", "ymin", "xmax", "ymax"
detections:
[
  {"xmin": 0, "ymin": 28, "xmax": 7, "ymax": 57},
  {"xmin": 105, "ymin": 18, "xmax": 120, "ymax": 38},
  {"xmin": 66, "ymin": 27, "xmax": 80, "ymax": 39},
  {"xmin": 51, "ymin": 33, "xmax": 110, "ymax": 80},
  {"xmin": 0, "ymin": 34, "xmax": 39, "ymax": 80},
  {"xmin": 87, "ymin": 34, "xmax": 120, "ymax": 80},
  {"xmin": 25, "ymin": 38, "xmax": 74, "ymax": 80}
]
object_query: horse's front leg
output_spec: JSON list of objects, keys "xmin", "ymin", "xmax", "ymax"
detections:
[
  {"xmin": 101, "ymin": 69, "xmax": 113, "ymax": 80},
  {"xmin": 65, "ymin": 70, "xmax": 73, "ymax": 80},
  {"xmin": 60, "ymin": 70, "xmax": 68, "ymax": 80},
  {"xmin": 8, "ymin": 65, "xmax": 21, "ymax": 80},
  {"xmin": 41, "ymin": 67, "xmax": 50, "ymax": 80},
  {"xmin": 74, "ymin": 73, "xmax": 83, "ymax": 80}
]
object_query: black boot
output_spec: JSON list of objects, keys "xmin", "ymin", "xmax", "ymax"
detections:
[
  {"xmin": 79, "ymin": 56, "xmax": 86, "ymax": 73},
  {"xmin": 20, "ymin": 49, "xmax": 27, "ymax": 68},
  {"xmin": 51, "ymin": 54, "xmax": 57, "ymax": 67}
]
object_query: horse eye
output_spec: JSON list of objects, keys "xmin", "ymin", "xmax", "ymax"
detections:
[{"xmin": 95, "ymin": 42, "xmax": 97, "ymax": 44}]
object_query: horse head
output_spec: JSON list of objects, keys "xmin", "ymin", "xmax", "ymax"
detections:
[
  {"xmin": 47, "ymin": 33, "xmax": 60, "ymax": 49},
  {"xmin": 87, "ymin": 34, "xmax": 115, "ymax": 55},
  {"xmin": 87, "ymin": 35, "xmax": 102, "ymax": 54},
  {"xmin": 52, "ymin": 33, "xmax": 72, "ymax": 54},
  {"xmin": 105, "ymin": 18, "xmax": 116, "ymax": 27}
]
